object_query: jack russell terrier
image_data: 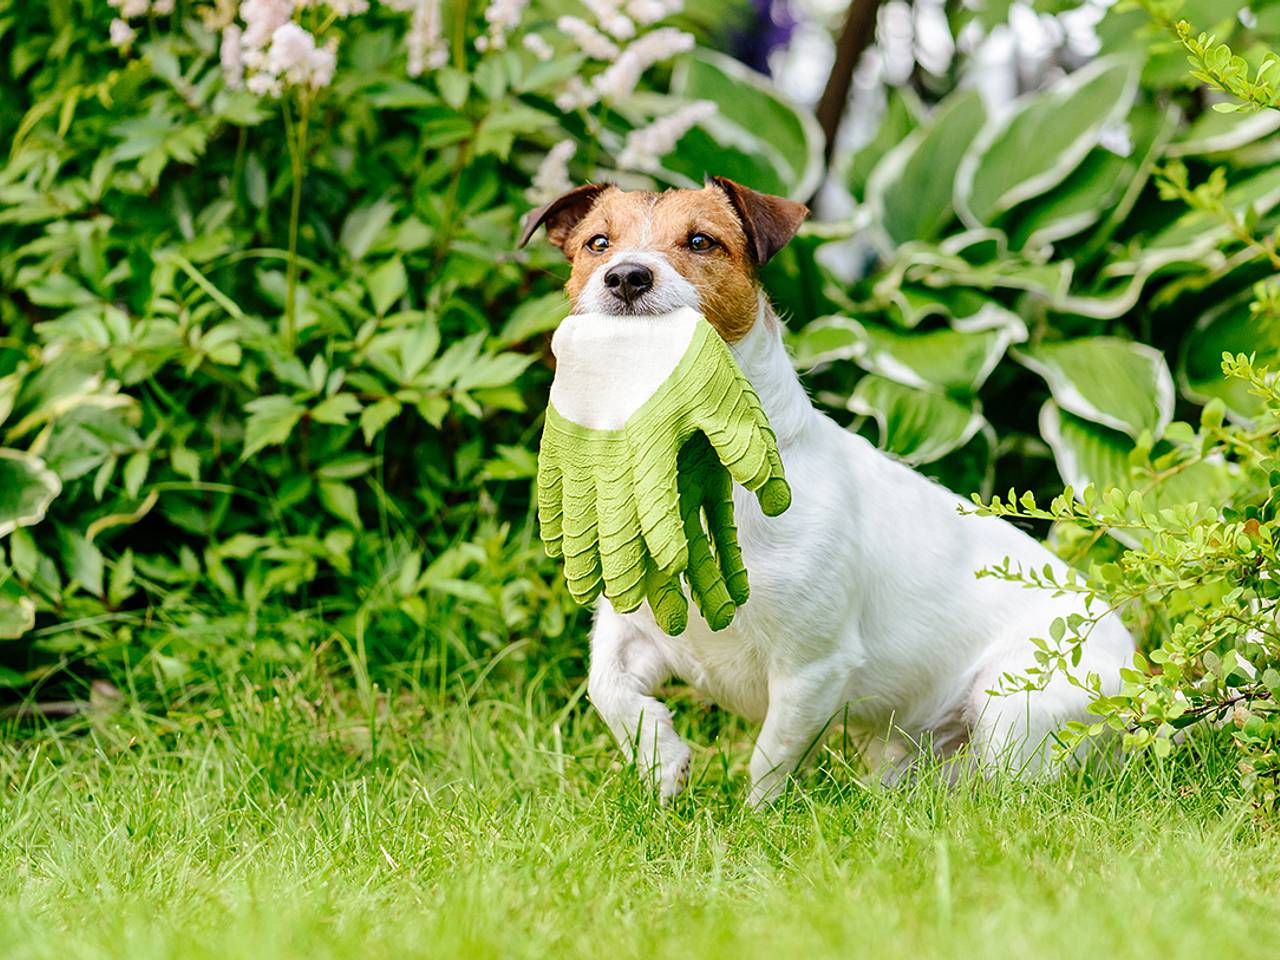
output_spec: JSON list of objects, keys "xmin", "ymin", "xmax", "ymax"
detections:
[{"xmin": 520, "ymin": 176, "xmax": 1134, "ymax": 805}]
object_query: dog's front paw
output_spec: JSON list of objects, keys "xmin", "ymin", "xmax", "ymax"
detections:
[{"xmin": 657, "ymin": 742, "xmax": 692, "ymax": 804}]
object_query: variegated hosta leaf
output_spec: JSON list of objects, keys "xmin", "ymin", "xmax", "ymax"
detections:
[
  {"xmin": 668, "ymin": 50, "xmax": 823, "ymax": 201},
  {"xmin": 1166, "ymin": 107, "xmax": 1280, "ymax": 158},
  {"xmin": 1014, "ymin": 337, "xmax": 1174, "ymax": 440},
  {"xmin": 0, "ymin": 449, "xmax": 62, "ymax": 539},
  {"xmin": 867, "ymin": 88, "xmax": 987, "ymax": 248},
  {"xmin": 847, "ymin": 375, "xmax": 987, "ymax": 465},
  {"xmin": 843, "ymin": 88, "xmax": 921, "ymax": 203},
  {"xmin": 1113, "ymin": 165, "xmax": 1280, "ymax": 278},
  {"xmin": 1180, "ymin": 292, "xmax": 1280, "ymax": 424},
  {"xmin": 872, "ymin": 245, "xmax": 1073, "ymax": 319},
  {"xmin": 795, "ymin": 315, "xmax": 1023, "ymax": 394},
  {"xmin": 956, "ymin": 56, "xmax": 1140, "ymax": 227},
  {"xmin": 1039, "ymin": 401, "xmax": 1238, "ymax": 546}
]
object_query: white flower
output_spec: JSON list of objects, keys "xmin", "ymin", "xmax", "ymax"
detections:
[
  {"xmin": 479, "ymin": 0, "xmax": 528, "ymax": 51},
  {"xmin": 329, "ymin": 0, "xmax": 370, "ymax": 13},
  {"xmin": 246, "ymin": 71, "xmax": 283, "ymax": 96},
  {"xmin": 109, "ymin": 17, "xmax": 136, "ymax": 47},
  {"xmin": 554, "ymin": 76, "xmax": 598, "ymax": 112},
  {"xmin": 583, "ymin": 0, "xmax": 634, "ymax": 38},
  {"xmin": 617, "ymin": 100, "xmax": 715, "ymax": 171},
  {"xmin": 626, "ymin": 0, "xmax": 680, "ymax": 25},
  {"xmin": 308, "ymin": 40, "xmax": 338, "ymax": 89},
  {"xmin": 267, "ymin": 22, "xmax": 317, "ymax": 77},
  {"xmin": 151, "ymin": 0, "xmax": 175, "ymax": 14},
  {"xmin": 241, "ymin": 0, "xmax": 294, "ymax": 51},
  {"xmin": 221, "ymin": 24, "xmax": 245, "ymax": 87},
  {"xmin": 522, "ymin": 33, "xmax": 553, "ymax": 62},
  {"xmin": 265, "ymin": 22, "xmax": 337, "ymax": 90},
  {"xmin": 593, "ymin": 27, "xmax": 694, "ymax": 100},
  {"xmin": 527, "ymin": 139, "xmax": 577, "ymax": 205},
  {"xmin": 407, "ymin": 0, "xmax": 447, "ymax": 77},
  {"xmin": 556, "ymin": 15, "xmax": 618, "ymax": 61}
]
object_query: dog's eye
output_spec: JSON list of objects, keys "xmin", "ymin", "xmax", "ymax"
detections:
[
  {"xmin": 586, "ymin": 235, "xmax": 609, "ymax": 254},
  {"xmin": 688, "ymin": 233, "xmax": 717, "ymax": 253}
]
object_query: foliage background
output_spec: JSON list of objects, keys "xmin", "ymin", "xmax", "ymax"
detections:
[{"xmin": 1, "ymin": 0, "xmax": 1279, "ymax": 794}]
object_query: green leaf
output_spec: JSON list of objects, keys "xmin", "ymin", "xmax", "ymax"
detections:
[
  {"xmin": 0, "ymin": 450, "xmax": 62, "ymax": 538},
  {"xmin": 360, "ymin": 398, "xmax": 402, "ymax": 444},
  {"xmin": 366, "ymin": 257, "xmax": 407, "ymax": 316},
  {"xmin": 842, "ymin": 89, "xmax": 920, "ymax": 203},
  {"xmin": 242, "ymin": 396, "xmax": 305, "ymax": 459},
  {"xmin": 453, "ymin": 351, "xmax": 536, "ymax": 392},
  {"xmin": 340, "ymin": 198, "xmax": 397, "ymax": 261},
  {"xmin": 669, "ymin": 50, "xmax": 823, "ymax": 200},
  {"xmin": 318, "ymin": 481, "xmax": 360, "ymax": 528},
  {"xmin": 1039, "ymin": 401, "xmax": 1235, "ymax": 525},
  {"xmin": 497, "ymin": 292, "xmax": 569, "ymax": 348},
  {"xmin": 0, "ymin": 592, "xmax": 35, "ymax": 640},
  {"xmin": 1167, "ymin": 107, "xmax": 1280, "ymax": 157},
  {"xmin": 312, "ymin": 393, "xmax": 362, "ymax": 426},
  {"xmin": 795, "ymin": 315, "xmax": 1023, "ymax": 393},
  {"xmin": 1014, "ymin": 337, "xmax": 1173, "ymax": 439},
  {"xmin": 867, "ymin": 89, "xmax": 986, "ymax": 247},
  {"xmin": 1179, "ymin": 291, "xmax": 1280, "ymax": 424},
  {"xmin": 847, "ymin": 375, "xmax": 987, "ymax": 465},
  {"xmin": 957, "ymin": 56, "xmax": 1140, "ymax": 226}
]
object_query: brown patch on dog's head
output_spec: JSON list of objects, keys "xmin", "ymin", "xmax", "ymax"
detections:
[{"xmin": 519, "ymin": 178, "xmax": 808, "ymax": 342}]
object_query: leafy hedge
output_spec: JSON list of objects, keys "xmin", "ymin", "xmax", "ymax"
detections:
[{"xmin": 0, "ymin": 0, "xmax": 820, "ymax": 687}]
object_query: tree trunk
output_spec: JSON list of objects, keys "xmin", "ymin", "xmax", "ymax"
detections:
[{"xmin": 814, "ymin": 0, "xmax": 886, "ymax": 169}]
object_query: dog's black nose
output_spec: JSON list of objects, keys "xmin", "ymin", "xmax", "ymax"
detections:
[{"xmin": 603, "ymin": 262, "xmax": 653, "ymax": 304}]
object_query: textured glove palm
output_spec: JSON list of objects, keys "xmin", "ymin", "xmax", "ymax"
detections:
[{"xmin": 537, "ymin": 308, "xmax": 790, "ymax": 635}]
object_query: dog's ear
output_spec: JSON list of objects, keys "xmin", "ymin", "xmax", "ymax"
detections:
[
  {"xmin": 708, "ymin": 176, "xmax": 809, "ymax": 265},
  {"xmin": 519, "ymin": 183, "xmax": 610, "ymax": 252}
]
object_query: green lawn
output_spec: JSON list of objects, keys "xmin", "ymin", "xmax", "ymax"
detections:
[{"xmin": 2, "ymin": 666, "xmax": 1277, "ymax": 960}]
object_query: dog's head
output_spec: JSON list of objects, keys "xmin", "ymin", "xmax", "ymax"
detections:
[{"xmin": 519, "ymin": 177, "xmax": 808, "ymax": 341}]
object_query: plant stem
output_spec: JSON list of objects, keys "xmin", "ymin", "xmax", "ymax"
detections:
[{"xmin": 283, "ymin": 93, "xmax": 311, "ymax": 350}]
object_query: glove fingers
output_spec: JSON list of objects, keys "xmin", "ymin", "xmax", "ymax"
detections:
[
  {"xmin": 629, "ymin": 431, "xmax": 688, "ymax": 577},
  {"xmin": 596, "ymin": 462, "xmax": 648, "ymax": 613},
  {"xmin": 645, "ymin": 560, "xmax": 687, "ymax": 636},
  {"xmin": 682, "ymin": 502, "xmax": 736, "ymax": 632},
  {"xmin": 704, "ymin": 472, "xmax": 749, "ymax": 606},
  {"xmin": 560, "ymin": 464, "xmax": 603, "ymax": 604}
]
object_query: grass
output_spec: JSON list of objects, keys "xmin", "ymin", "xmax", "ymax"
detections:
[{"xmin": 2, "ymin": 658, "xmax": 1278, "ymax": 960}]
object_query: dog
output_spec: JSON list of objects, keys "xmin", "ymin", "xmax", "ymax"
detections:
[{"xmin": 520, "ymin": 177, "xmax": 1134, "ymax": 805}]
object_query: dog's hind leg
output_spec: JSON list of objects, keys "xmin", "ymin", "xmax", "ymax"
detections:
[
  {"xmin": 965, "ymin": 625, "xmax": 1129, "ymax": 778},
  {"xmin": 588, "ymin": 606, "xmax": 691, "ymax": 803}
]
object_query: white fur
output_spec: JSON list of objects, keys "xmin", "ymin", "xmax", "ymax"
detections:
[
  {"xmin": 574, "ymin": 254, "xmax": 1136, "ymax": 806},
  {"xmin": 574, "ymin": 249, "xmax": 702, "ymax": 317}
]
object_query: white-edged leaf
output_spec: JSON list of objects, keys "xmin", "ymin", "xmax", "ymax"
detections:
[
  {"xmin": 1167, "ymin": 108, "xmax": 1280, "ymax": 158},
  {"xmin": 1040, "ymin": 401, "xmax": 1237, "ymax": 546},
  {"xmin": 1014, "ymin": 337, "xmax": 1173, "ymax": 439},
  {"xmin": 867, "ymin": 89, "xmax": 986, "ymax": 247},
  {"xmin": 956, "ymin": 56, "xmax": 1140, "ymax": 226},
  {"xmin": 1115, "ymin": 165, "xmax": 1280, "ymax": 277},
  {"xmin": 841, "ymin": 88, "xmax": 922, "ymax": 203},
  {"xmin": 798, "ymin": 315, "xmax": 1021, "ymax": 393},
  {"xmin": 1179, "ymin": 291, "xmax": 1280, "ymax": 425},
  {"xmin": 669, "ymin": 49, "xmax": 823, "ymax": 201},
  {"xmin": 847, "ymin": 375, "xmax": 986, "ymax": 465},
  {"xmin": 0, "ymin": 449, "xmax": 62, "ymax": 538}
]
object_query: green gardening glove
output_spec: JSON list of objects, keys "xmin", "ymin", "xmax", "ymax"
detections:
[{"xmin": 537, "ymin": 307, "xmax": 790, "ymax": 635}]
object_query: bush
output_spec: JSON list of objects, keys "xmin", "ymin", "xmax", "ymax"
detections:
[{"xmin": 0, "ymin": 0, "xmax": 821, "ymax": 688}]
